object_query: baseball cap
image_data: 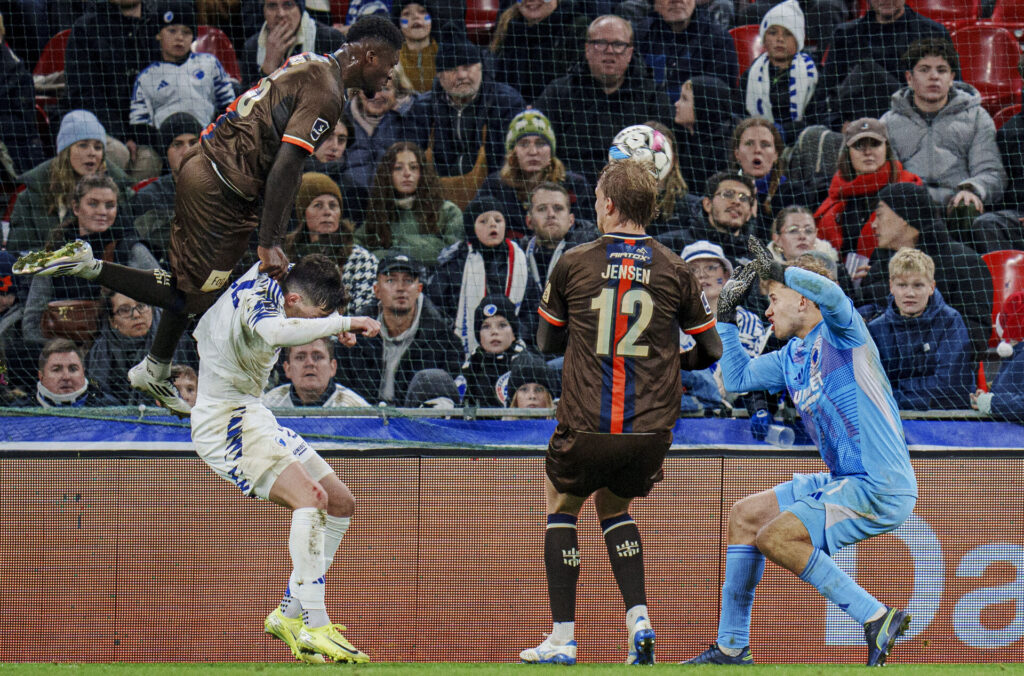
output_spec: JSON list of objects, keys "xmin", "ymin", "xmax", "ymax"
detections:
[
  {"xmin": 376, "ymin": 252, "xmax": 421, "ymax": 277},
  {"xmin": 843, "ymin": 118, "xmax": 888, "ymax": 147}
]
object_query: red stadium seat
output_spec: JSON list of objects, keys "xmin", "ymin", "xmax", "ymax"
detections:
[
  {"xmin": 982, "ymin": 249, "xmax": 1024, "ymax": 347},
  {"xmin": 467, "ymin": 0, "xmax": 499, "ymax": 46},
  {"xmin": 993, "ymin": 102, "xmax": 1022, "ymax": 129},
  {"xmin": 33, "ymin": 29, "xmax": 70, "ymax": 76},
  {"xmin": 194, "ymin": 25, "xmax": 241, "ymax": 82},
  {"xmin": 330, "ymin": 0, "xmax": 349, "ymax": 24},
  {"xmin": 906, "ymin": 0, "xmax": 979, "ymax": 31},
  {"xmin": 729, "ymin": 24, "xmax": 764, "ymax": 83},
  {"xmin": 951, "ymin": 25, "xmax": 1023, "ymax": 117},
  {"xmin": 989, "ymin": 0, "xmax": 1024, "ymax": 26}
]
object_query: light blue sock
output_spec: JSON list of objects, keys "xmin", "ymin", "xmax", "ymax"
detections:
[
  {"xmin": 716, "ymin": 545, "xmax": 765, "ymax": 651},
  {"xmin": 799, "ymin": 548, "xmax": 883, "ymax": 624}
]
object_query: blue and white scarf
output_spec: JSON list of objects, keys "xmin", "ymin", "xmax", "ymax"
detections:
[{"xmin": 745, "ymin": 51, "xmax": 817, "ymax": 123}]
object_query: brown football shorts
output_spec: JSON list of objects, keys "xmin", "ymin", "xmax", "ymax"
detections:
[
  {"xmin": 545, "ymin": 423, "xmax": 672, "ymax": 499},
  {"xmin": 168, "ymin": 151, "xmax": 259, "ymax": 312}
]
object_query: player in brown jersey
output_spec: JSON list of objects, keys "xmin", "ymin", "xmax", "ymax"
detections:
[
  {"xmin": 521, "ymin": 160, "xmax": 723, "ymax": 666},
  {"xmin": 13, "ymin": 15, "xmax": 403, "ymax": 417}
]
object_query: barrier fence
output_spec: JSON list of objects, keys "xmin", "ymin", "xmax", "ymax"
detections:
[{"xmin": 2, "ymin": 444, "xmax": 1022, "ymax": 664}]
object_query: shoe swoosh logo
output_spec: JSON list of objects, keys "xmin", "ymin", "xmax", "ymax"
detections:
[{"xmin": 876, "ymin": 612, "xmax": 894, "ymax": 649}]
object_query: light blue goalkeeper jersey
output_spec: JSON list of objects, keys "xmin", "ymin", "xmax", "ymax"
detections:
[{"xmin": 719, "ymin": 267, "xmax": 917, "ymax": 496}]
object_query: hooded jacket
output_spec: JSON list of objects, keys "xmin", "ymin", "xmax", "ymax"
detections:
[
  {"xmin": 867, "ymin": 289, "xmax": 973, "ymax": 410},
  {"xmin": 402, "ymin": 76, "xmax": 524, "ymax": 180},
  {"xmin": 882, "ymin": 82, "xmax": 1007, "ymax": 207},
  {"xmin": 534, "ymin": 59, "xmax": 672, "ymax": 184}
]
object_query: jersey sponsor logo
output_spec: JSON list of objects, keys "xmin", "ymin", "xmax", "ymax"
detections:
[
  {"xmin": 542, "ymin": 281, "xmax": 551, "ymax": 305},
  {"xmin": 700, "ymin": 291, "xmax": 711, "ymax": 315},
  {"xmin": 310, "ymin": 117, "xmax": 330, "ymax": 142}
]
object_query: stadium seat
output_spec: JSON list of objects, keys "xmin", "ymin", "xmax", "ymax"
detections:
[
  {"xmin": 330, "ymin": 0, "xmax": 349, "ymax": 24},
  {"xmin": 729, "ymin": 24, "xmax": 764, "ymax": 83},
  {"xmin": 982, "ymin": 248, "xmax": 1024, "ymax": 346},
  {"xmin": 985, "ymin": 0, "xmax": 1024, "ymax": 47},
  {"xmin": 467, "ymin": 0, "xmax": 499, "ymax": 46},
  {"xmin": 951, "ymin": 25, "xmax": 1023, "ymax": 117},
  {"xmin": 32, "ymin": 29, "xmax": 70, "ymax": 77},
  {"xmin": 993, "ymin": 102, "xmax": 1022, "ymax": 129},
  {"xmin": 194, "ymin": 25, "xmax": 241, "ymax": 82},
  {"xmin": 906, "ymin": 0, "xmax": 979, "ymax": 31}
]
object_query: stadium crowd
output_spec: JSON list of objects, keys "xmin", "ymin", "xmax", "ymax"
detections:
[{"xmin": 0, "ymin": 0, "xmax": 1022, "ymax": 423}]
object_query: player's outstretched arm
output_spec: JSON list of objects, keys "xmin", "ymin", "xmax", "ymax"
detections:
[
  {"xmin": 257, "ymin": 143, "xmax": 310, "ymax": 279},
  {"xmin": 748, "ymin": 236, "xmax": 856, "ymax": 336},
  {"xmin": 254, "ymin": 313, "xmax": 366, "ymax": 349}
]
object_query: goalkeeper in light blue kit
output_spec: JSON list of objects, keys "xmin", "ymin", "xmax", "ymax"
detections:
[{"xmin": 686, "ymin": 237, "xmax": 917, "ymax": 667}]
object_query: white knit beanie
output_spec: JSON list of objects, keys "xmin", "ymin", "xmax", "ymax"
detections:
[{"xmin": 759, "ymin": 0, "xmax": 806, "ymax": 53}]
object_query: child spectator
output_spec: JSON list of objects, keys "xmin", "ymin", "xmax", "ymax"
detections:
[
  {"xmin": 170, "ymin": 363, "xmax": 197, "ymax": 408},
  {"xmin": 868, "ymin": 248, "xmax": 973, "ymax": 410},
  {"xmin": 972, "ymin": 292, "xmax": 1024, "ymax": 422},
  {"xmin": 457, "ymin": 294, "xmax": 537, "ymax": 407},
  {"xmin": 506, "ymin": 353, "xmax": 558, "ymax": 410},
  {"xmin": 129, "ymin": 1, "xmax": 236, "ymax": 150},
  {"xmin": 742, "ymin": 0, "xmax": 818, "ymax": 144},
  {"xmin": 430, "ymin": 197, "xmax": 528, "ymax": 354},
  {"xmin": 393, "ymin": 1, "xmax": 437, "ymax": 94}
]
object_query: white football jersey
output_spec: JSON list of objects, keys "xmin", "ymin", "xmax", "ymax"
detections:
[{"xmin": 193, "ymin": 264, "xmax": 286, "ymax": 403}]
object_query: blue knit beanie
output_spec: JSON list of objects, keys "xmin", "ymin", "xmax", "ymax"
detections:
[{"xmin": 56, "ymin": 110, "xmax": 107, "ymax": 155}]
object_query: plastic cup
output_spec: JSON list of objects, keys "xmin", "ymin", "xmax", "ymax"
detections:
[
  {"xmin": 844, "ymin": 252, "xmax": 869, "ymax": 289},
  {"xmin": 765, "ymin": 425, "xmax": 796, "ymax": 448}
]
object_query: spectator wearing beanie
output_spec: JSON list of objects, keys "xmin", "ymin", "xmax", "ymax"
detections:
[
  {"xmin": 131, "ymin": 112, "xmax": 204, "ymax": 265},
  {"xmin": 8, "ymin": 110, "xmax": 134, "ymax": 253},
  {"xmin": 671, "ymin": 76, "xmax": 742, "ymax": 198},
  {"xmin": 430, "ymin": 196, "xmax": 528, "ymax": 353},
  {"xmin": 857, "ymin": 182, "xmax": 992, "ymax": 359},
  {"xmin": 402, "ymin": 30, "xmax": 524, "ymax": 208},
  {"xmin": 240, "ymin": 0, "xmax": 344, "ymax": 87},
  {"xmin": 742, "ymin": 0, "xmax": 818, "ymax": 145},
  {"xmin": 284, "ymin": 172, "xmax": 378, "ymax": 310},
  {"xmin": 404, "ymin": 367, "xmax": 460, "ymax": 408},
  {"xmin": 469, "ymin": 109, "xmax": 592, "ymax": 239},
  {"xmin": 457, "ymin": 294, "xmax": 538, "ymax": 407},
  {"xmin": 972, "ymin": 292, "xmax": 1024, "ymax": 422},
  {"xmin": 505, "ymin": 352, "xmax": 559, "ymax": 411}
]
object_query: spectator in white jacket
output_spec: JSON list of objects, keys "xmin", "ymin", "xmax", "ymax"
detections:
[
  {"xmin": 881, "ymin": 38, "xmax": 1006, "ymax": 249},
  {"xmin": 129, "ymin": 0, "xmax": 236, "ymax": 150}
]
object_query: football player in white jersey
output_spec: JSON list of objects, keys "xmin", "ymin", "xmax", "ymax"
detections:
[{"xmin": 190, "ymin": 253, "xmax": 379, "ymax": 664}]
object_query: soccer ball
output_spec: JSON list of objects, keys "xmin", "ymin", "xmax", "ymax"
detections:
[{"xmin": 608, "ymin": 124, "xmax": 673, "ymax": 181}]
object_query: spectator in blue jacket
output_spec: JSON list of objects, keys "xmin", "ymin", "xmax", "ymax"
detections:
[
  {"xmin": 626, "ymin": 0, "xmax": 738, "ymax": 94},
  {"xmin": 401, "ymin": 34, "xmax": 525, "ymax": 209},
  {"xmin": 972, "ymin": 291, "xmax": 1024, "ymax": 423},
  {"xmin": 868, "ymin": 248, "xmax": 973, "ymax": 410}
]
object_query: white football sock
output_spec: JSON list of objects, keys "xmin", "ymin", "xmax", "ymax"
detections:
[{"xmin": 288, "ymin": 507, "xmax": 329, "ymax": 628}]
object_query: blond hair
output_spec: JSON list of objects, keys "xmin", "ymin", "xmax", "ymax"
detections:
[
  {"xmin": 888, "ymin": 247, "xmax": 935, "ymax": 281},
  {"xmin": 597, "ymin": 160, "xmax": 658, "ymax": 228}
]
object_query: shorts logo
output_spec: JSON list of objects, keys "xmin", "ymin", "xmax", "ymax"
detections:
[
  {"xmin": 562, "ymin": 547, "xmax": 580, "ymax": 567},
  {"xmin": 310, "ymin": 117, "xmax": 330, "ymax": 142},
  {"xmin": 200, "ymin": 270, "xmax": 231, "ymax": 293}
]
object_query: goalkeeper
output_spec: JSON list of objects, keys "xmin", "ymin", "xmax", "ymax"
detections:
[{"xmin": 685, "ymin": 237, "xmax": 917, "ymax": 667}]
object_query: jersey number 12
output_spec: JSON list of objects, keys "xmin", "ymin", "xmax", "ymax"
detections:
[{"xmin": 591, "ymin": 288, "xmax": 653, "ymax": 357}]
